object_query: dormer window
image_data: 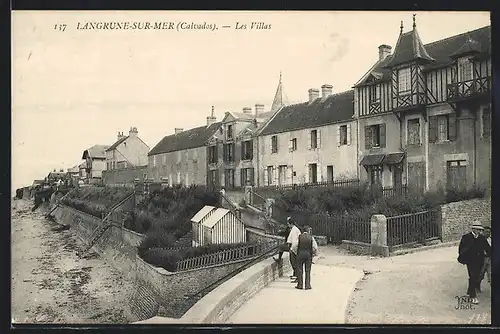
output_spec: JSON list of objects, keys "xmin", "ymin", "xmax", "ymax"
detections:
[
  {"xmin": 458, "ymin": 57, "xmax": 473, "ymax": 82},
  {"xmin": 398, "ymin": 67, "xmax": 411, "ymax": 94},
  {"xmin": 226, "ymin": 124, "xmax": 233, "ymax": 140}
]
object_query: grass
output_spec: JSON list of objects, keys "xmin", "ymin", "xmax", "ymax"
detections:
[{"xmin": 60, "ymin": 186, "xmax": 134, "ymax": 217}]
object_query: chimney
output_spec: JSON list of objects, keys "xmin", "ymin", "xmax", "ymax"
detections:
[
  {"xmin": 308, "ymin": 88, "xmax": 320, "ymax": 102},
  {"xmin": 321, "ymin": 84, "xmax": 333, "ymax": 98},
  {"xmin": 129, "ymin": 126, "xmax": 138, "ymax": 137},
  {"xmin": 255, "ymin": 104, "xmax": 265, "ymax": 117},
  {"xmin": 174, "ymin": 128, "xmax": 184, "ymax": 134},
  {"xmin": 60, "ymin": 169, "xmax": 64, "ymax": 172},
  {"xmin": 207, "ymin": 105, "xmax": 217, "ymax": 127},
  {"xmin": 242, "ymin": 107, "xmax": 252, "ymax": 114},
  {"xmin": 378, "ymin": 44, "xmax": 392, "ymax": 61}
]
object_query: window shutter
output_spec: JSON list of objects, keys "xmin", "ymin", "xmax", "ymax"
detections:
[
  {"xmin": 317, "ymin": 163, "xmax": 322, "ymax": 182},
  {"xmin": 264, "ymin": 168, "xmax": 268, "ymax": 186},
  {"xmin": 269, "ymin": 137, "xmax": 273, "ymax": 153},
  {"xmin": 289, "ymin": 138, "xmax": 293, "ymax": 152},
  {"xmin": 223, "ymin": 144, "xmax": 227, "ymax": 162},
  {"xmin": 287, "ymin": 166, "xmax": 293, "ymax": 184},
  {"xmin": 249, "ymin": 141, "xmax": 254, "ymax": 159},
  {"xmin": 429, "ymin": 116, "xmax": 438, "ymax": 143},
  {"xmin": 336, "ymin": 126, "xmax": 341, "ymax": 146},
  {"xmin": 307, "ymin": 164, "xmax": 311, "ymax": 183},
  {"xmin": 347, "ymin": 124, "xmax": 352, "ymax": 146},
  {"xmin": 308, "ymin": 131, "xmax": 312, "ymax": 150},
  {"xmin": 379, "ymin": 124, "xmax": 387, "ymax": 148},
  {"xmin": 317, "ymin": 129, "xmax": 322, "ymax": 148},
  {"xmin": 448, "ymin": 114, "xmax": 457, "ymax": 141},
  {"xmin": 241, "ymin": 142, "xmax": 245, "ymax": 160},
  {"xmin": 240, "ymin": 169, "xmax": 244, "ymax": 187},
  {"xmin": 364, "ymin": 126, "xmax": 371, "ymax": 149},
  {"xmin": 249, "ymin": 168, "xmax": 254, "ymax": 186},
  {"xmin": 273, "ymin": 166, "xmax": 278, "ymax": 185}
]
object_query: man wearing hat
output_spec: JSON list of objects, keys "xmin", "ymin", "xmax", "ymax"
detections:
[
  {"xmin": 458, "ymin": 221, "xmax": 491, "ymax": 304},
  {"xmin": 285, "ymin": 217, "xmax": 301, "ymax": 281},
  {"xmin": 479, "ymin": 225, "xmax": 492, "ymax": 290}
]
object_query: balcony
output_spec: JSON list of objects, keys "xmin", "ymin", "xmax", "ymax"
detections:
[{"xmin": 446, "ymin": 77, "xmax": 491, "ymax": 102}]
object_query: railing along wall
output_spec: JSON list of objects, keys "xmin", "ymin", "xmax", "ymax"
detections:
[
  {"xmin": 176, "ymin": 241, "xmax": 277, "ymax": 272},
  {"xmin": 386, "ymin": 208, "xmax": 442, "ymax": 248}
]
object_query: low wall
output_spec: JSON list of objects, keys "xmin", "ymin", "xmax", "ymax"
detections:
[
  {"xmin": 53, "ymin": 205, "xmax": 146, "ymax": 280},
  {"xmin": 440, "ymin": 198, "xmax": 491, "ymax": 242},
  {"xmin": 129, "ymin": 254, "xmax": 256, "ymax": 321},
  {"xmin": 102, "ymin": 166, "xmax": 147, "ymax": 187},
  {"xmin": 246, "ymin": 227, "xmax": 284, "ymax": 244},
  {"xmin": 340, "ymin": 240, "xmax": 371, "ymax": 255}
]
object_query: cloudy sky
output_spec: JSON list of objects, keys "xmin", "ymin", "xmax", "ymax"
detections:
[{"xmin": 11, "ymin": 10, "xmax": 490, "ymax": 191}]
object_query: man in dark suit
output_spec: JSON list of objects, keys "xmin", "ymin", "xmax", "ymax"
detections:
[
  {"xmin": 458, "ymin": 221, "xmax": 491, "ymax": 304},
  {"xmin": 291, "ymin": 225, "xmax": 319, "ymax": 290}
]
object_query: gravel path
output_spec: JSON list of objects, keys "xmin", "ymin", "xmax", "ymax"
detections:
[
  {"xmin": 314, "ymin": 245, "xmax": 491, "ymax": 325},
  {"xmin": 11, "ymin": 199, "xmax": 134, "ymax": 324}
]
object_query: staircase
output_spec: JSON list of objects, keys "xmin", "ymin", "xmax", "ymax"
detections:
[{"xmin": 77, "ymin": 191, "xmax": 136, "ymax": 256}]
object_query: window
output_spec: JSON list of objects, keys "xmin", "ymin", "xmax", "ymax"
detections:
[
  {"xmin": 308, "ymin": 164, "xmax": 318, "ymax": 184},
  {"xmin": 225, "ymin": 169, "xmax": 235, "ymax": 189},
  {"xmin": 208, "ymin": 145, "xmax": 218, "ymax": 164},
  {"xmin": 327, "ymin": 166, "xmax": 334, "ymax": 183},
  {"xmin": 177, "ymin": 172, "xmax": 181, "ymax": 184},
  {"xmin": 209, "ymin": 170, "xmax": 218, "ymax": 187},
  {"xmin": 447, "ymin": 160, "xmax": 467, "ymax": 190},
  {"xmin": 240, "ymin": 168, "xmax": 254, "ymax": 186},
  {"xmin": 153, "ymin": 156, "xmax": 157, "ymax": 168},
  {"xmin": 112, "ymin": 161, "xmax": 116, "ymax": 170},
  {"xmin": 407, "ymin": 118, "xmax": 421, "ymax": 146},
  {"xmin": 310, "ymin": 130, "xmax": 318, "ymax": 149},
  {"xmin": 429, "ymin": 114, "xmax": 457, "ymax": 143},
  {"xmin": 339, "ymin": 125, "xmax": 348, "ymax": 145},
  {"xmin": 176, "ymin": 151, "xmax": 181, "ymax": 163},
  {"xmin": 398, "ymin": 67, "xmax": 411, "ymax": 94},
  {"xmin": 163, "ymin": 155, "xmax": 167, "ymax": 166},
  {"xmin": 278, "ymin": 165, "xmax": 288, "ymax": 185},
  {"xmin": 271, "ymin": 136, "xmax": 278, "ymax": 153},
  {"xmin": 290, "ymin": 138, "xmax": 297, "ymax": 151},
  {"xmin": 223, "ymin": 143, "xmax": 234, "ymax": 162},
  {"xmin": 364, "ymin": 124, "xmax": 386, "ymax": 149},
  {"xmin": 369, "ymin": 85, "xmax": 380, "ymax": 102},
  {"xmin": 369, "ymin": 166, "xmax": 383, "ymax": 187},
  {"xmin": 482, "ymin": 107, "xmax": 491, "ymax": 138},
  {"xmin": 241, "ymin": 140, "xmax": 253, "ymax": 160},
  {"xmin": 458, "ymin": 57, "xmax": 473, "ymax": 82},
  {"xmin": 266, "ymin": 166, "xmax": 274, "ymax": 185},
  {"xmin": 226, "ymin": 124, "xmax": 233, "ymax": 140}
]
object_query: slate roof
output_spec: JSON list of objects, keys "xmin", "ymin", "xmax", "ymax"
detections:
[
  {"xmin": 82, "ymin": 145, "xmax": 109, "ymax": 159},
  {"xmin": 259, "ymin": 90, "xmax": 355, "ymax": 136},
  {"xmin": 148, "ymin": 122, "xmax": 221, "ymax": 156},
  {"xmin": 384, "ymin": 28, "xmax": 435, "ymax": 68},
  {"xmin": 106, "ymin": 136, "xmax": 129, "ymax": 152},
  {"xmin": 355, "ymin": 25, "xmax": 491, "ymax": 87}
]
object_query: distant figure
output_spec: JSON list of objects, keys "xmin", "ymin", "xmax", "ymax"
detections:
[
  {"xmin": 291, "ymin": 225, "xmax": 319, "ymax": 290},
  {"xmin": 458, "ymin": 221, "xmax": 491, "ymax": 304},
  {"xmin": 285, "ymin": 217, "xmax": 301, "ymax": 282},
  {"xmin": 265, "ymin": 197, "xmax": 275, "ymax": 218},
  {"xmin": 479, "ymin": 226, "xmax": 492, "ymax": 289}
]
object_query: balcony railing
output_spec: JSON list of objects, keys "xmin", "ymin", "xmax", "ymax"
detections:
[{"xmin": 447, "ymin": 77, "xmax": 491, "ymax": 101}]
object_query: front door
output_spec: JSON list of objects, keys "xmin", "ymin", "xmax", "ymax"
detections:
[
  {"xmin": 407, "ymin": 162, "xmax": 425, "ymax": 193},
  {"xmin": 392, "ymin": 164, "xmax": 403, "ymax": 189},
  {"xmin": 327, "ymin": 166, "xmax": 334, "ymax": 183}
]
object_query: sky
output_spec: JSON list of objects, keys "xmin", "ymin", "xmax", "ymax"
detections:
[{"xmin": 11, "ymin": 10, "xmax": 491, "ymax": 192}]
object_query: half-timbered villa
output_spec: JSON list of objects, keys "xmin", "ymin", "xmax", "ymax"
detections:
[{"xmin": 354, "ymin": 16, "xmax": 490, "ymax": 192}]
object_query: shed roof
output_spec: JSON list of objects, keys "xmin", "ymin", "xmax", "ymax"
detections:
[
  {"xmin": 191, "ymin": 205, "xmax": 217, "ymax": 223},
  {"xmin": 202, "ymin": 208, "xmax": 232, "ymax": 229}
]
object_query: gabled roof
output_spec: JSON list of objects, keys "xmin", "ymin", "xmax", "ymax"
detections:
[
  {"xmin": 202, "ymin": 208, "xmax": 232, "ymax": 229},
  {"xmin": 106, "ymin": 136, "xmax": 129, "ymax": 152},
  {"xmin": 450, "ymin": 36, "xmax": 483, "ymax": 58},
  {"xmin": 148, "ymin": 122, "xmax": 221, "ymax": 156},
  {"xmin": 191, "ymin": 205, "xmax": 217, "ymax": 223},
  {"xmin": 82, "ymin": 145, "xmax": 109, "ymax": 159},
  {"xmin": 355, "ymin": 25, "xmax": 491, "ymax": 87},
  {"xmin": 259, "ymin": 90, "xmax": 355, "ymax": 136}
]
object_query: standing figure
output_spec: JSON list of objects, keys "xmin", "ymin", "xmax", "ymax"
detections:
[
  {"xmin": 479, "ymin": 226, "xmax": 492, "ymax": 290},
  {"xmin": 291, "ymin": 225, "xmax": 318, "ymax": 290},
  {"xmin": 285, "ymin": 217, "xmax": 301, "ymax": 282},
  {"xmin": 273, "ymin": 218, "xmax": 293, "ymax": 262},
  {"xmin": 458, "ymin": 221, "xmax": 491, "ymax": 304}
]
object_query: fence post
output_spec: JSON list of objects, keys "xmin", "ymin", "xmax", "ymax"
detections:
[
  {"xmin": 370, "ymin": 214, "xmax": 389, "ymax": 257},
  {"xmin": 245, "ymin": 185, "xmax": 253, "ymax": 206}
]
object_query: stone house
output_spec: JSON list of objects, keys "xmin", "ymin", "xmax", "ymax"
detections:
[
  {"xmin": 206, "ymin": 74, "xmax": 286, "ymax": 189},
  {"xmin": 353, "ymin": 18, "xmax": 490, "ymax": 192},
  {"xmin": 256, "ymin": 85, "xmax": 358, "ymax": 186},
  {"xmin": 105, "ymin": 127, "xmax": 150, "ymax": 170},
  {"xmin": 81, "ymin": 145, "xmax": 109, "ymax": 182},
  {"xmin": 147, "ymin": 110, "xmax": 221, "ymax": 186}
]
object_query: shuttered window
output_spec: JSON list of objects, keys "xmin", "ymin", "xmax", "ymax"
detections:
[
  {"xmin": 339, "ymin": 125, "xmax": 348, "ymax": 145},
  {"xmin": 407, "ymin": 118, "xmax": 421, "ymax": 146},
  {"xmin": 398, "ymin": 67, "xmax": 411, "ymax": 94},
  {"xmin": 241, "ymin": 140, "xmax": 253, "ymax": 160},
  {"xmin": 447, "ymin": 160, "xmax": 467, "ymax": 191},
  {"xmin": 364, "ymin": 124, "xmax": 386, "ymax": 149},
  {"xmin": 429, "ymin": 114, "xmax": 457, "ymax": 143},
  {"xmin": 271, "ymin": 136, "xmax": 278, "ymax": 153}
]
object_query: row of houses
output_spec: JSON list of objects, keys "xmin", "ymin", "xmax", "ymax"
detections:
[
  {"xmin": 143, "ymin": 21, "xmax": 491, "ymax": 193},
  {"xmin": 51, "ymin": 20, "xmax": 490, "ymax": 194}
]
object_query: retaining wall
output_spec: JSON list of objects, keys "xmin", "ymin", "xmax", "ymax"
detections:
[{"xmin": 440, "ymin": 197, "xmax": 491, "ymax": 242}]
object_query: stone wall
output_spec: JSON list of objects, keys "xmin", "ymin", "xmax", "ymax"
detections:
[
  {"xmin": 441, "ymin": 198, "xmax": 491, "ymax": 242},
  {"xmin": 246, "ymin": 227, "xmax": 284, "ymax": 244},
  {"xmin": 102, "ymin": 166, "xmax": 147, "ymax": 187},
  {"xmin": 129, "ymin": 255, "xmax": 255, "ymax": 321}
]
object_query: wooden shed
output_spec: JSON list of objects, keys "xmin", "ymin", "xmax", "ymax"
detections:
[
  {"xmin": 201, "ymin": 208, "xmax": 246, "ymax": 246},
  {"xmin": 190, "ymin": 205, "xmax": 217, "ymax": 247}
]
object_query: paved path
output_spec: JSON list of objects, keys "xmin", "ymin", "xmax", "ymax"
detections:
[{"xmin": 226, "ymin": 263, "xmax": 364, "ymax": 324}]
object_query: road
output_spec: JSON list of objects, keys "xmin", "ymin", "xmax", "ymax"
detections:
[{"xmin": 11, "ymin": 199, "xmax": 134, "ymax": 324}]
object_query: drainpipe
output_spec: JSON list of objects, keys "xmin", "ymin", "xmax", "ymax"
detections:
[{"xmin": 473, "ymin": 107, "xmax": 478, "ymax": 187}]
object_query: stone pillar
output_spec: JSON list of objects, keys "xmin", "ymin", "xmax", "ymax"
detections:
[
  {"xmin": 370, "ymin": 214, "xmax": 389, "ymax": 257},
  {"xmin": 244, "ymin": 185, "xmax": 253, "ymax": 206}
]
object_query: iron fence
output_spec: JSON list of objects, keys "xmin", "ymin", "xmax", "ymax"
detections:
[{"xmin": 386, "ymin": 208, "xmax": 442, "ymax": 247}]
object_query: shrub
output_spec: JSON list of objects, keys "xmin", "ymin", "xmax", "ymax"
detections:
[{"xmin": 61, "ymin": 186, "xmax": 133, "ymax": 217}]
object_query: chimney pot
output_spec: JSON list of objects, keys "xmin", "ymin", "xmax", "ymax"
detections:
[
  {"xmin": 321, "ymin": 84, "xmax": 333, "ymax": 98},
  {"xmin": 174, "ymin": 128, "xmax": 184, "ymax": 134},
  {"xmin": 308, "ymin": 88, "xmax": 320, "ymax": 103},
  {"xmin": 242, "ymin": 107, "xmax": 252, "ymax": 114},
  {"xmin": 207, "ymin": 106, "xmax": 217, "ymax": 127},
  {"xmin": 378, "ymin": 44, "xmax": 392, "ymax": 61},
  {"xmin": 255, "ymin": 104, "xmax": 265, "ymax": 117}
]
